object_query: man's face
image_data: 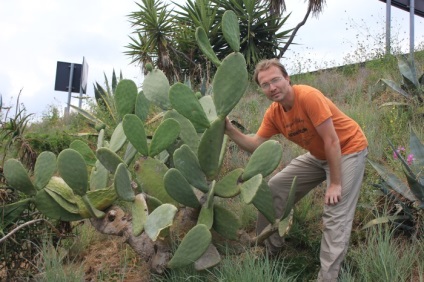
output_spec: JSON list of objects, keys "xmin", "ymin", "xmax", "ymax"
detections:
[{"xmin": 257, "ymin": 66, "xmax": 291, "ymax": 103}]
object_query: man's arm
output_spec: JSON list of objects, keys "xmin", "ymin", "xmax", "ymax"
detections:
[
  {"xmin": 315, "ymin": 118, "xmax": 342, "ymax": 205},
  {"xmin": 225, "ymin": 118, "xmax": 268, "ymax": 153}
]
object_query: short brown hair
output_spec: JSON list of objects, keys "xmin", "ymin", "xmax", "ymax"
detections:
[{"xmin": 253, "ymin": 58, "xmax": 289, "ymax": 85}]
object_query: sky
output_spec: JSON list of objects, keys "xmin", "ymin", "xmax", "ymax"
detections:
[{"xmin": 0, "ymin": 0, "xmax": 423, "ymax": 120}]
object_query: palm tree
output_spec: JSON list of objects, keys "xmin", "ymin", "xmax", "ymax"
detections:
[{"xmin": 126, "ymin": 0, "xmax": 180, "ymax": 81}]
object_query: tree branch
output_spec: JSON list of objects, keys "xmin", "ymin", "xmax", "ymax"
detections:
[
  {"xmin": 278, "ymin": 4, "xmax": 312, "ymax": 58},
  {"xmin": 0, "ymin": 218, "xmax": 62, "ymax": 244}
]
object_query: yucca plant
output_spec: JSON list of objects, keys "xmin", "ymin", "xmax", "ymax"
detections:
[{"xmin": 365, "ymin": 128, "xmax": 424, "ymax": 237}]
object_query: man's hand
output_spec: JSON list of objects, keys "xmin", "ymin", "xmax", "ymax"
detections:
[{"xmin": 325, "ymin": 184, "xmax": 342, "ymax": 205}]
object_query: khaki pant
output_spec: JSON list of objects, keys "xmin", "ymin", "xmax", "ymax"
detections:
[{"xmin": 256, "ymin": 148, "xmax": 368, "ymax": 281}]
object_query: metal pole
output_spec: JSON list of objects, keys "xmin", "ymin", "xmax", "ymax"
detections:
[
  {"xmin": 386, "ymin": 0, "xmax": 392, "ymax": 55},
  {"xmin": 79, "ymin": 85, "xmax": 82, "ymax": 108},
  {"xmin": 66, "ymin": 63, "xmax": 74, "ymax": 117},
  {"xmin": 410, "ymin": 0, "xmax": 415, "ymax": 62}
]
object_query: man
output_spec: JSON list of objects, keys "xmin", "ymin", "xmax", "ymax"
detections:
[{"xmin": 225, "ymin": 58, "xmax": 368, "ymax": 281}]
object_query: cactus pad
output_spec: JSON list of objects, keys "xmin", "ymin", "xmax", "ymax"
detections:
[
  {"xmin": 164, "ymin": 168, "xmax": 200, "ymax": 208},
  {"xmin": 167, "ymin": 224, "xmax": 212, "ymax": 269},
  {"xmin": 114, "ymin": 79, "xmax": 138, "ymax": 120},
  {"xmin": 134, "ymin": 157, "xmax": 177, "ymax": 205},
  {"xmin": 198, "ymin": 117, "xmax": 225, "ymax": 180},
  {"xmin": 194, "ymin": 244, "xmax": 221, "ymax": 271},
  {"xmin": 214, "ymin": 168, "xmax": 243, "ymax": 198},
  {"xmin": 149, "ymin": 118, "xmax": 180, "ymax": 157},
  {"xmin": 114, "ymin": 163, "xmax": 135, "ymax": 201},
  {"xmin": 4, "ymin": 159, "xmax": 36, "ymax": 196},
  {"xmin": 251, "ymin": 180, "xmax": 275, "ymax": 223},
  {"xmin": 199, "ymin": 95, "xmax": 217, "ymax": 123},
  {"xmin": 195, "ymin": 27, "xmax": 221, "ymax": 67},
  {"xmin": 164, "ymin": 110, "xmax": 199, "ymax": 153},
  {"xmin": 222, "ymin": 10, "xmax": 240, "ymax": 52},
  {"xmin": 57, "ymin": 149, "xmax": 88, "ymax": 196},
  {"xmin": 145, "ymin": 203, "xmax": 178, "ymax": 241},
  {"xmin": 108, "ymin": 122, "xmax": 127, "ymax": 153},
  {"xmin": 212, "ymin": 52, "xmax": 248, "ymax": 118},
  {"xmin": 143, "ymin": 68, "xmax": 171, "ymax": 110},
  {"xmin": 240, "ymin": 173, "xmax": 262, "ymax": 204},
  {"xmin": 96, "ymin": 147, "xmax": 124, "ymax": 174},
  {"xmin": 132, "ymin": 194, "xmax": 148, "ymax": 236},
  {"xmin": 34, "ymin": 151, "xmax": 57, "ymax": 190},
  {"xmin": 70, "ymin": 140, "xmax": 96, "ymax": 167},
  {"xmin": 35, "ymin": 189, "xmax": 83, "ymax": 221},
  {"xmin": 281, "ymin": 176, "xmax": 297, "ymax": 220},
  {"xmin": 173, "ymin": 144, "xmax": 208, "ymax": 192},
  {"xmin": 169, "ymin": 82, "xmax": 210, "ymax": 130},
  {"xmin": 123, "ymin": 114, "xmax": 148, "ymax": 156},
  {"xmin": 212, "ymin": 204, "xmax": 240, "ymax": 240},
  {"xmin": 135, "ymin": 91, "xmax": 150, "ymax": 122},
  {"xmin": 241, "ymin": 140, "xmax": 282, "ymax": 181}
]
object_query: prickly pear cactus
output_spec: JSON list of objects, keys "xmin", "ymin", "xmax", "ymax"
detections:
[{"xmin": 1, "ymin": 10, "xmax": 296, "ymax": 274}]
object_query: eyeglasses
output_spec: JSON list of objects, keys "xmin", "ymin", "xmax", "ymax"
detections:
[{"xmin": 260, "ymin": 77, "xmax": 283, "ymax": 90}]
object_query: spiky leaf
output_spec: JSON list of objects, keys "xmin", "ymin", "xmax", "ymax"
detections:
[
  {"xmin": 82, "ymin": 194, "xmax": 105, "ymax": 218},
  {"xmin": 90, "ymin": 161, "xmax": 109, "ymax": 190},
  {"xmin": 199, "ymin": 95, "xmax": 217, "ymax": 123},
  {"xmin": 368, "ymin": 160, "xmax": 416, "ymax": 202}
]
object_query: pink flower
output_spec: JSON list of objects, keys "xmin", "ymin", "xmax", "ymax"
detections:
[
  {"xmin": 393, "ymin": 146, "xmax": 406, "ymax": 159},
  {"xmin": 407, "ymin": 154, "xmax": 415, "ymax": 165}
]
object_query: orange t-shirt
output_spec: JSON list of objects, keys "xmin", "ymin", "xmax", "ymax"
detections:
[{"xmin": 257, "ymin": 85, "xmax": 368, "ymax": 160}]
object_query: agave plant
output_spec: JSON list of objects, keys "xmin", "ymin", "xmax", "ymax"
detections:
[
  {"xmin": 379, "ymin": 55, "xmax": 424, "ymax": 109},
  {"xmin": 365, "ymin": 129, "xmax": 424, "ymax": 236}
]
